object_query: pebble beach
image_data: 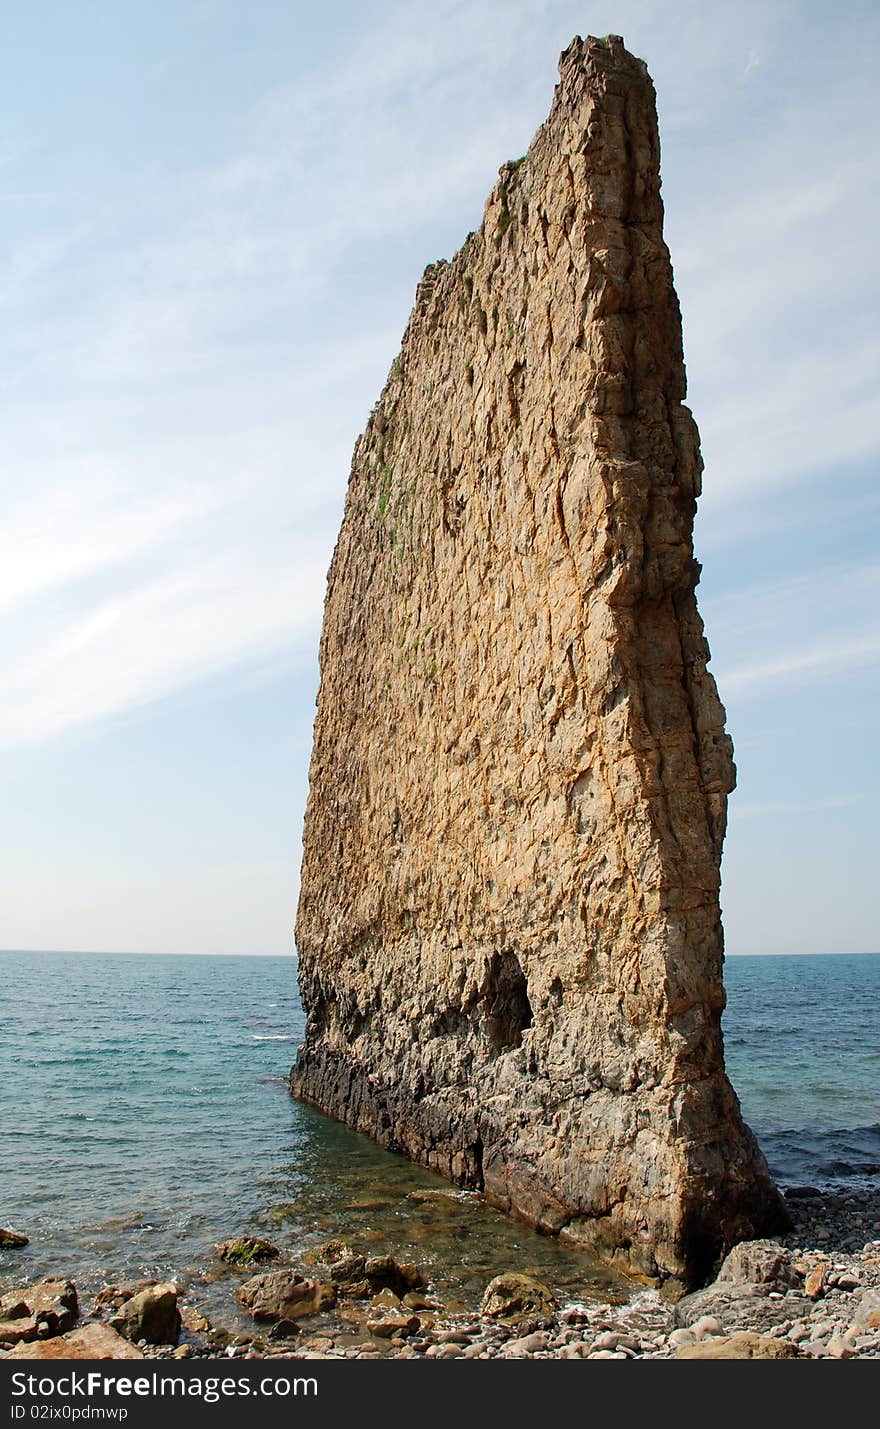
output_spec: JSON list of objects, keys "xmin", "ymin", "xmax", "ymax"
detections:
[{"xmin": 4, "ymin": 1187, "xmax": 880, "ymax": 1362}]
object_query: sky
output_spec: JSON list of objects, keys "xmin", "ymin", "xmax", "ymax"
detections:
[{"xmin": 1, "ymin": 0, "xmax": 877, "ymax": 956}]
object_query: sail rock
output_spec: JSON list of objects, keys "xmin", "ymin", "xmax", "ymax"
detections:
[{"xmin": 291, "ymin": 33, "xmax": 788, "ymax": 1289}]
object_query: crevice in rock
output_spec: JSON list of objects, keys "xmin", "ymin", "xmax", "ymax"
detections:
[{"xmin": 482, "ymin": 952, "xmax": 533, "ymax": 1053}]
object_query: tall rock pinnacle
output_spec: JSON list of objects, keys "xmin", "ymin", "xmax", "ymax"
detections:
[{"xmin": 291, "ymin": 34, "xmax": 788, "ymax": 1288}]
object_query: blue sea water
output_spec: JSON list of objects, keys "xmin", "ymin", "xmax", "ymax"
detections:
[
  {"xmin": 724, "ymin": 953, "xmax": 880, "ymax": 1187},
  {"xmin": 1, "ymin": 950, "xmax": 877, "ymax": 1321}
]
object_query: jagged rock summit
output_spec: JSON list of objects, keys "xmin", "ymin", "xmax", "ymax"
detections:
[{"xmin": 291, "ymin": 34, "xmax": 788, "ymax": 1288}]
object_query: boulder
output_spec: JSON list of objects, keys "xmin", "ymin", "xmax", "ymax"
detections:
[
  {"xmin": 0, "ymin": 1278, "xmax": 78, "ymax": 1343},
  {"xmin": 237, "ymin": 1269, "xmax": 336, "ymax": 1323},
  {"xmin": 366, "ymin": 1312, "xmax": 420, "ymax": 1340},
  {"xmin": 7, "ymin": 1323, "xmax": 143, "ymax": 1360},
  {"xmin": 214, "ymin": 1236, "xmax": 280, "ymax": 1266},
  {"xmin": 330, "ymin": 1253, "xmax": 367, "ymax": 1285},
  {"xmin": 674, "ymin": 1333, "xmax": 801, "ymax": 1360},
  {"xmin": 363, "ymin": 1255, "xmax": 424, "ymax": 1295},
  {"xmin": 716, "ymin": 1240, "xmax": 799, "ymax": 1288},
  {"xmin": 93, "ymin": 1284, "xmax": 132, "ymax": 1314},
  {"xmin": 180, "ymin": 1305, "xmax": 212, "ymax": 1334},
  {"xmin": 675, "ymin": 1239, "xmax": 811, "ymax": 1332},
  {"xmin": 92, "ymin": 1279, "xmax": 164, "ymax": 1315},
  {"xmin": 0, "ymin": 1228, "xmax": 29, "ymax": 1248},
  {"xmin": 306, "ymin": 1239, "xmax": 357, "ymax": 1266},
  {"xmin": 851, "ymin": 1288, "xmax": 880, "ymax": 1330},
  {"xmin": 111, "ymin": 1282, "xmax": 180, "ymax": 1346},
  {"xmin": 481, "ymin": 1273, "xmax": 556, "ymax": 1323},
  {"xmin": 675, "ymin": 1280, "xmax": 812, "ymax": 1334},
  {"xmin": 0, "ymin": 1316, "xmax": 41, "ymax": 1346}
]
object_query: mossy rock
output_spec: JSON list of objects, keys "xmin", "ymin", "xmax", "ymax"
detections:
[
  {"xmin": 0, "ymin": 1229, "xmax": 29, "ymax": 1249},
  {"xmin": 214, "ymin": 1236, "xmax": 280, "ymax": 1267},
  {"xmin": 481, "ymin": 1272, "xmax": 557, "ymax": 1323}
]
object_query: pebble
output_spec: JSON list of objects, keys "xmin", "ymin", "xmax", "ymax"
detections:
[
  {"xmin": 592, "ymin": 1330, "xmax": 622, "ymax": 1350},
  {"xmin": 690, "ymin": 1315, "xmax": 724, "ymax": 1339},
  {"xmin": 23, "ymin": 1188, "xmax": 880, "ymax": 1365},
  {"xmin": 502, "ymin": 1331, "xmax": 549, "ymax": 1355}
]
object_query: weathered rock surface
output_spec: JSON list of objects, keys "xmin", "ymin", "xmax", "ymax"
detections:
[
  {"xmin": 852, "ymin": 1288, "xmax": 880, "ymax": 1329},
  {"xmin": 481, "ymin": 1273, "xmax": 557, "ymax": 1324},
  {"xmin": 291, "ymin": 31, "xmax": 787, "ymax": 1287},
  {"xmin": 111, "ymin": 1282, "xmax": 180, "ymax": 1346},
  {"xmin": 0, "ymin": 1228, "xmax": 29, "ymax": 1248},
  {"xmin": 675, "ymin": 1281, "xmax": 814, "ymax": 1336},
  {"xmin": 674, "ymin": 1332, "xmax": 801, "ymax": 1360},
  {"xmin": 675, "ymin": 1239, "xmax": 812, "ymax": 1332},
  {"xmin": 0, "ymin": 1278, "xmax": 78, "ymax": 1345},
  {"xmin": 7, "ymin": 1323, "xmax": 144, "ymax": 1361},
  {"xmin": 715, "ymin": 1238, "xmax": 799, "ymax": 1288},
  {"xmin": 237, "ymin": 1270, "xmax": 337, "ymax": 1323},
  {"xmin": 214, "ymin": 1236, "xmax": 280, "ymax": 1266}
]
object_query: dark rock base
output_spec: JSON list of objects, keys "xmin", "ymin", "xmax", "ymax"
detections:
[{"xmin": 290, "ymin": 1042, "xmax": 790, "ymax": 1291}]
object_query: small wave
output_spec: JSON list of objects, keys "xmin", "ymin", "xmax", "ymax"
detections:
[
  {"xmin": 252, "ymin": 1035, "xmax": 295, "ymax": 1042},
  {"xmin": 758, "ymin": 1122, "xmax": 880, "ymax": 1188}
]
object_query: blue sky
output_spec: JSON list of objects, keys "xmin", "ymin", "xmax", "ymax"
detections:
[{"xmin": 1, "ymin": 0, "xmax": 877, "ymax": 955}]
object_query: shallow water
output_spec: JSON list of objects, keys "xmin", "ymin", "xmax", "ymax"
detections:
[
  {"xmin": 2, "ymin": 949, "xmax": 877, "ymax": 1325},
  {"xmin": 0, "ymin": 951, "xmax": 624, "ymax": 1324}
]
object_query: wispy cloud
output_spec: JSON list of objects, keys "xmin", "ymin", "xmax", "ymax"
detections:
[
  {"xmin": 720, "ymin": 633, "xmax": 880, "ymax": 697},
  {"xmin": 708, "ymin": 561, "xmax": 880, "ymax": 698},
  {"xmin": 0, "ymin": 543, "xmax": 327, "ymax": 748},
  {"xmin": 734, "ymin": 792, "xmax": 876, "ymax": 819},
  {"xmin": 1, "ymin": 0, "xmax": 877, "ymax": 751}
]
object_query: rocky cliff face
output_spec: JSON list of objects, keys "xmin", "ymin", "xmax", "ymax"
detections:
[{"xmin": 291, "ymin": 34, "xmax": 788, "ymax": 1289}]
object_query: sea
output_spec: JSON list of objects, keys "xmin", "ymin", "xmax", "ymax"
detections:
[{"xmin": 2, "ymin": 950, "xmax": 878, "ymax": 1325}]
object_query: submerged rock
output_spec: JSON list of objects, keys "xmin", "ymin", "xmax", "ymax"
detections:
[
  {"xmin": 0, "ymin": 1228, "xmax": 29, "ymax": 1248},
  {"xmin": 306, "ymin": 1238, "xmax": 357, "ymax": 1266},
  {"xmin": 214, "ymin": 1236, "xmax": 280, "ymax": 1266},
  {"xmin": 290, "ymin": 31, "xmax": 787, "ymax": 1288},
  {"xmin": 363, "ymin": 1255, "xmax": 424, "ymax": 1296}
]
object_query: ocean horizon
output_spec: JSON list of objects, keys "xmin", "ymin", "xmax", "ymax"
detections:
[{"xmin": 4, "ymin": 948, "xmax": 879, "ymax": 958}]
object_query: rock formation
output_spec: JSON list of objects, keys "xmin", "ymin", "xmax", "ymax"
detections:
[{"xmin": 291, "ymin": 33, "xmax": 788, "ymax": 1288}]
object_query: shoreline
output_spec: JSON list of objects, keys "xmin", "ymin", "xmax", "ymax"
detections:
[{"xmin": 3, "ymin": 1188, "xmax": 879, "ymax": 1362}]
